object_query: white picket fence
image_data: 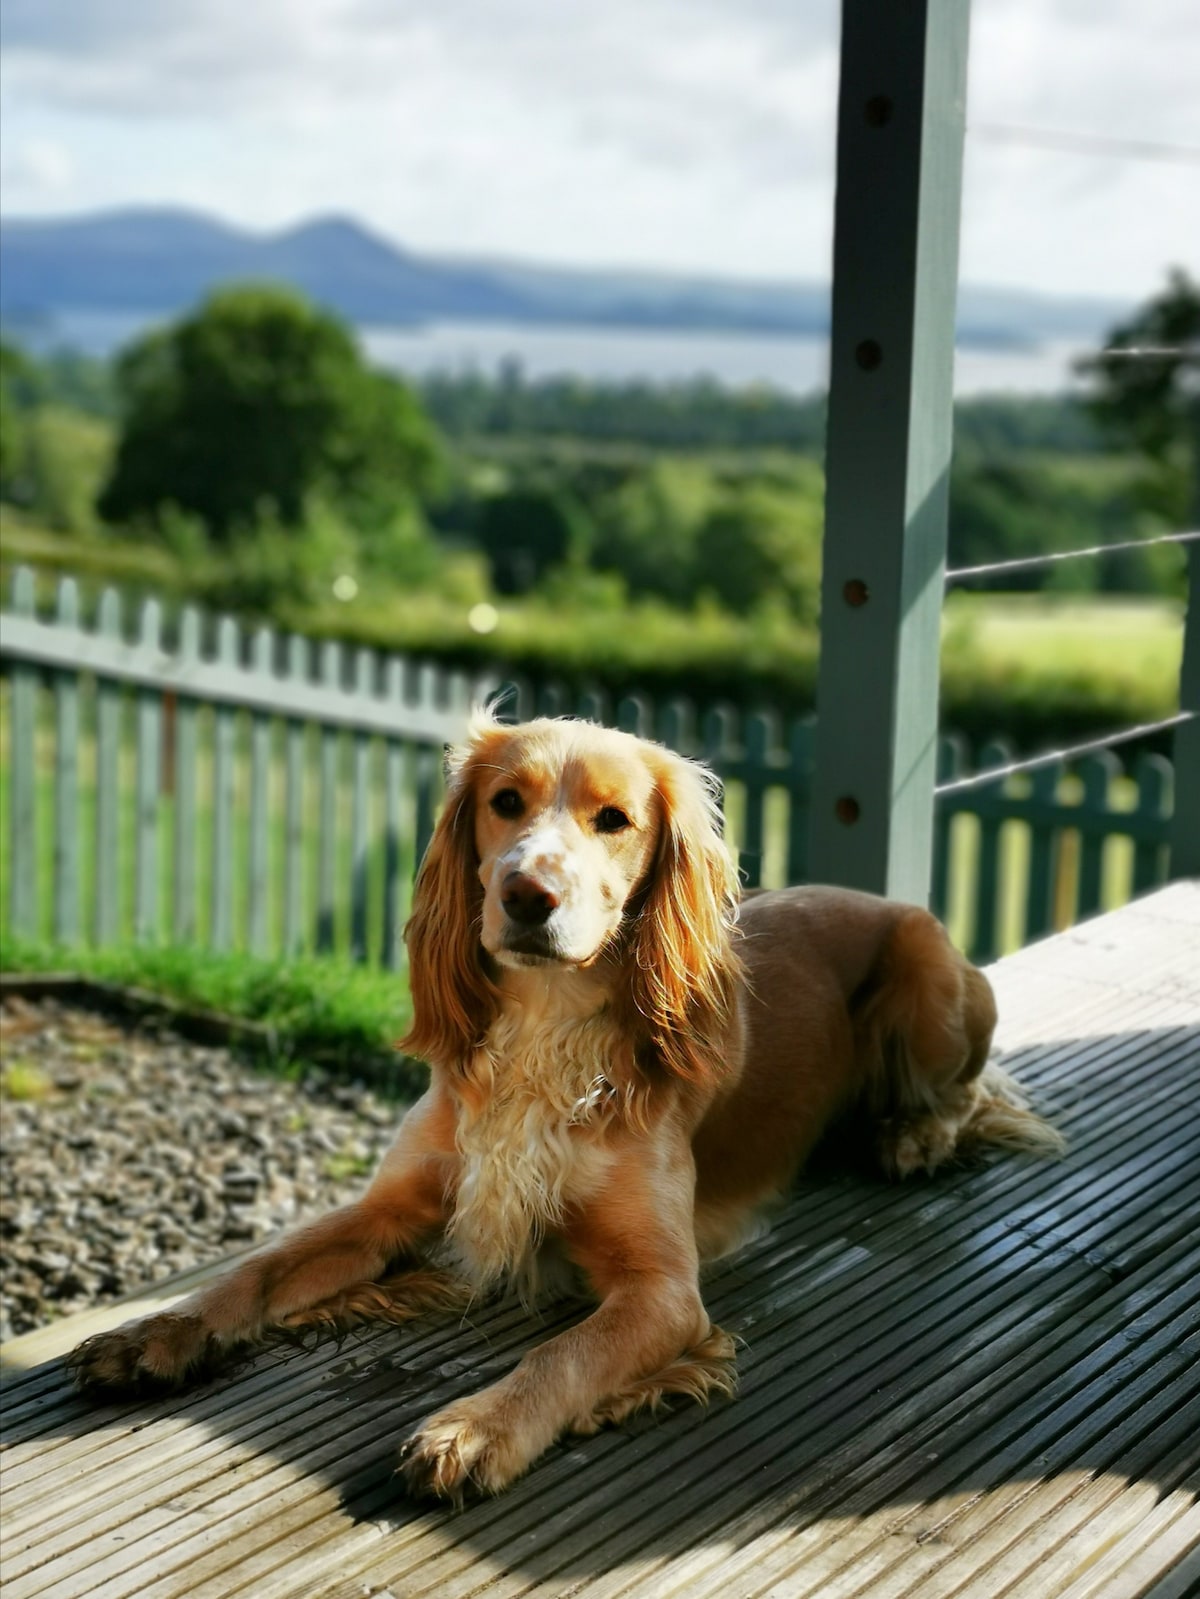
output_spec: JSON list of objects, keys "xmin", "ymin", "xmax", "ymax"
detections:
[
  {"xmin": 1, "ymin": 568, "xmax": 478, "ymax": 964},
  {"xmin": 0, "ymin": 566, "xmax": 1185, "ymax": 965}
]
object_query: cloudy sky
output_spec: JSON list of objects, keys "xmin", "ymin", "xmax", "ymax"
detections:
[{"xmin": 1, "ymin": 0, "xmax": 1196, "ymax": 301}]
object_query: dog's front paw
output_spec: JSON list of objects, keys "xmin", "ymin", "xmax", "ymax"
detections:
[
  {"xmin": 400, "ymin": 1397, "xmax": 532, "ymax": 1501},
  {"xmin": 65, "ymin": 1312, "xmax": 214, "ymax": 1396}
]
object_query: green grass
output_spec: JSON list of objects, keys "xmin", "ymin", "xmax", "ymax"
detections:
[
  {"xmin": 0, "ymin": 934, "xmax": 418, "ymax": 1091},
  {"xmin": 943, "ymin": 591, "xmax": 1182, "ymax": 684},
  {"xmin": 939, "ymin": 590, "xmax": 1182, "ymax": 748}
]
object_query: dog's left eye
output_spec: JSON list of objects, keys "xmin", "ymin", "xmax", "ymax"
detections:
[
  {"xmin": 594, "ymin": 806, "xmax": 632, "ymax": 834},
  {"xmin": 491, "ymin": 788, "xmax": 524, "ymax": 818}
]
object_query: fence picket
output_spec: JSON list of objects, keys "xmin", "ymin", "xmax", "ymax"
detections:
[
  {"xmin": 173, "ymin": 609, "xmax": 200, "ymax": 943},
  {"xmin": 617, "ymin": 696, "xmax": 650, "ymax": 738},
  {"xmin": 785, "ymin": 720, "xmax": 813, "ymax": 887},
  {"xmin": 9, "ymin": 570, "xmax": 38, "ymax": 938},
  {"xmin": 134, "ymin": 599, "xmax": 162, "ymax": 943},
  {"xmin": 1077, "ymin": 752, "xmax": 1119, "ymax": 918},
  {"xmin": 247, "ymin": 628, "xmax": 273, "ymax": 956},
  {"xmin": 283, "ymin": 635, "xmax": 308, "ymax": 956},
  {"xmin": 210, "ymin": 616, "xmax": 239, "ymax": 952},
  {"xmin": 93, "ymin": 588, "xmax": 122, "ymax": 945},
  {"xmin": 53, "ymin": 579, "xmax": 80, "ymax": 945},
  {"xmin": 658, "ymin": 699, "xmax": 695, "ymax": 761},
  {"xmin": 316, "ymin": 641, "xmax": 342, "ymax": 953},
  {"xmin": 413, "ymin": 665, "xmax": 440, "ymax": 871},
  {"xmin": 931, "ymin": 736, "xmax": 966, "ymax": 920},
  {"xmin": 382, "ymin": 659, "xmax": 407, "ymax": 971},
  {"xmin": 350, "ymin": 650, "xmax": 373, "ymax": 962},
  {"xmin": 1024, "ymin": 761, "xmax": 1063, "ymax": 944},
  {"xmin": 576, "ymin": 688, "xmax": 609, "ymax": 725},
  {"xmin": 536, "ymin": 683, "xmax": 567, "ymax": 719},
  {"xmin": 740, "ymin": 713, "xmax": 775, "ymax": 889},
  {"xmin": 1132, "ymin": 754, "xmax": 1172, "ymax": 895},
  {"xmin": 972, "ymin": 738, "xmax": 1010, "ymax": 964}
]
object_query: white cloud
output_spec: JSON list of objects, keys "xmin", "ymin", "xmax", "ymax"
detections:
[
  {"xmin": 0, "ymin": 137, "xmax": 76, "ymax": 202},
  {"xmin": 0, "ymin": 0, "xmax": 1195, "ymax": 297}
]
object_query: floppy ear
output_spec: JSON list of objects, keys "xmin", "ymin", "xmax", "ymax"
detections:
[
  {"xmin": 399, "ymin": 739, "xmax": 499, "ymax": 1073},
  {"xmin": 621, "ymin": 748, "xmax": 743, "ymax": 1085}
]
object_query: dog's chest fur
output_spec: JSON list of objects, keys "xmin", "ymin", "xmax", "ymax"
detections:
[{"xmin": 448, "ymin": 998, "xmax": 620, "ymax": 1294}]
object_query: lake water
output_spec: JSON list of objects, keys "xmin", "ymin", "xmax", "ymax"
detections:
[{"xmin": 23, "ymin": 309, "xmax": 1087, "ymax": 397}]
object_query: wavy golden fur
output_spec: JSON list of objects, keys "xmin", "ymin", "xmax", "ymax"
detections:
[{"xmin": 68, "ymin": 715, "xmax": 1063, "ymax": 1500}]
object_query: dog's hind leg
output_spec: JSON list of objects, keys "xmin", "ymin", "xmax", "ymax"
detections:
[{"xmin": 859, "ymin": 911, "xmax": 1062, "ymax": 1178}]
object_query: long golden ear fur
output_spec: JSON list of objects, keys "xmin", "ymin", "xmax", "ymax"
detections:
[
  {"xmin": 399, "ymin": 723, "xmax": 499, "ymax": 1071},
  {"xmin": 620, "ymin": 748, "xmax": 743, "ymax": 1085}
]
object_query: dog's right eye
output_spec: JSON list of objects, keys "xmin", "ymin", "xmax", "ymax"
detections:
[{"xmin": 491, "ymin": 788, "xmax": 524, "ymax": 818}]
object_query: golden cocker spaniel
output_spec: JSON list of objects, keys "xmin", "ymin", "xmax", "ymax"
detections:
[{"xmin": 68, "ymin": 714, "xmax": 1062, "ymax": 1498}]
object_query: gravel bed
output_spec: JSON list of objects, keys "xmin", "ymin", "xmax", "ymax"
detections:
[{"xmin": 0, "ymin": 994, "xmax": 411, "ymax": 1343}]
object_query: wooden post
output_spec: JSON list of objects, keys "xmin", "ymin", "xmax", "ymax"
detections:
[
  {"xmin": 809, "ymin": 0, "xmax": 970, "ymax": 905},
  {"xmin": 1169, "ymin": 536, "xmax": 1200, "ymax": 878}
]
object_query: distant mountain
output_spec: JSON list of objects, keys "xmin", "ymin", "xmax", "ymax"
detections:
[{"xmin": 0, "ymin": 207, "xmax": 1129, "ymax": 348}]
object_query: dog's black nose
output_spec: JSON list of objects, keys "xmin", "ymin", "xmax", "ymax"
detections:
[{"xmin": 502, "ymin": 872, "xmax": 559, "ymax": 927}]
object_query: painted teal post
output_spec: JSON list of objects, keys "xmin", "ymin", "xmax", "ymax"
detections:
[
  {"xmin": 53, "ymin": 579, "xmax": 80, "ymax": 945},
  {"xmin": 9, "ymin": 569, "xmax": 38, "ymax": 938},
  {"xmin": 808, "ymin": 0, "xmax": 970, "ymax": 905},
  {"xmin": 1168, "ymin": 537, "xmax": 1199, "ymax": 878}
]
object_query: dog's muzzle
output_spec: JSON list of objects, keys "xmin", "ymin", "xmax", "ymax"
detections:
[{"xmin": 500, "ymin": 871, "xmax": 562, "ymax": 958}]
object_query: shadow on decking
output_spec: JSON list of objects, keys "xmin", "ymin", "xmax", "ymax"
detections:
[{"xmin": 5, "ymin": 1021, "xmax": 1198, "ymax": 1597}]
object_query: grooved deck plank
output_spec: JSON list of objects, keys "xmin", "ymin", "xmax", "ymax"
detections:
[{"xmin": 2, "ymin": 882, "xmax": 1198, "ymax": 1599}]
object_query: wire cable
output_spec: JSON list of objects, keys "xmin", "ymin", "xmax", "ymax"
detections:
[
  {"xmin": 935, "ymin": 713, "xmax": 1195, "ymax": 797},
  {"xmin": 945, "ymin": 530, "xmax": 1199, "ymax": 585},
  {"xmin": 970, "ymin": 122, "xmax": 1200, "ymax": 166}
]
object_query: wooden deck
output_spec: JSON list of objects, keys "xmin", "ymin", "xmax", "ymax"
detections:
[{"xmin": 2, "ymin": 883, "xmax": 1198, "ymax": 1599}]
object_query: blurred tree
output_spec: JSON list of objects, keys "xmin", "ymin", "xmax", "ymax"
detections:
[
  {"xmin": 476, "ymin": 485, "xmax": 593, "ymax": 594},
  {"xmin": 1077, "ymin": 267, "xmax": 1200, "ymax": 525},
  {"xmin": 693, "ymin": 483, "xmax": 822, "ymax": 619},
  {"xmin": 98, "ymin": 286, "xmax": 442, "ymax": 537},
  {"xmin": 0, "ymin": 342, "xmax": 38, "ymax": 501},
  {"xmin": 591, "ymin": 461, "xmax": 705, "ymax": 605},
  {"xmin": 22, "ymin": 408, "xmax": 115, "ymax": 535}
]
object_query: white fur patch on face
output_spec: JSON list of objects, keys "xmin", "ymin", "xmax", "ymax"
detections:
[
  {"xmin": 484, "ymin": 813, "xmax": 628, "ymax": 966},
  {"xmin": 496, "ymin": 822, "xmax": 579, "ymax": 894}
]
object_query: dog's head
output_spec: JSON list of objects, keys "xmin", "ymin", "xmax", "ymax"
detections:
[{"xmin": 401, "ymin": 712, "xmax": 741, "ymax": 1083}]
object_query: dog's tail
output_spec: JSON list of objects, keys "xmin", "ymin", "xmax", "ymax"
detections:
[{"xmin": 957, "ymin": 1061, "xmax": 1067, "ymax": 1163}]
